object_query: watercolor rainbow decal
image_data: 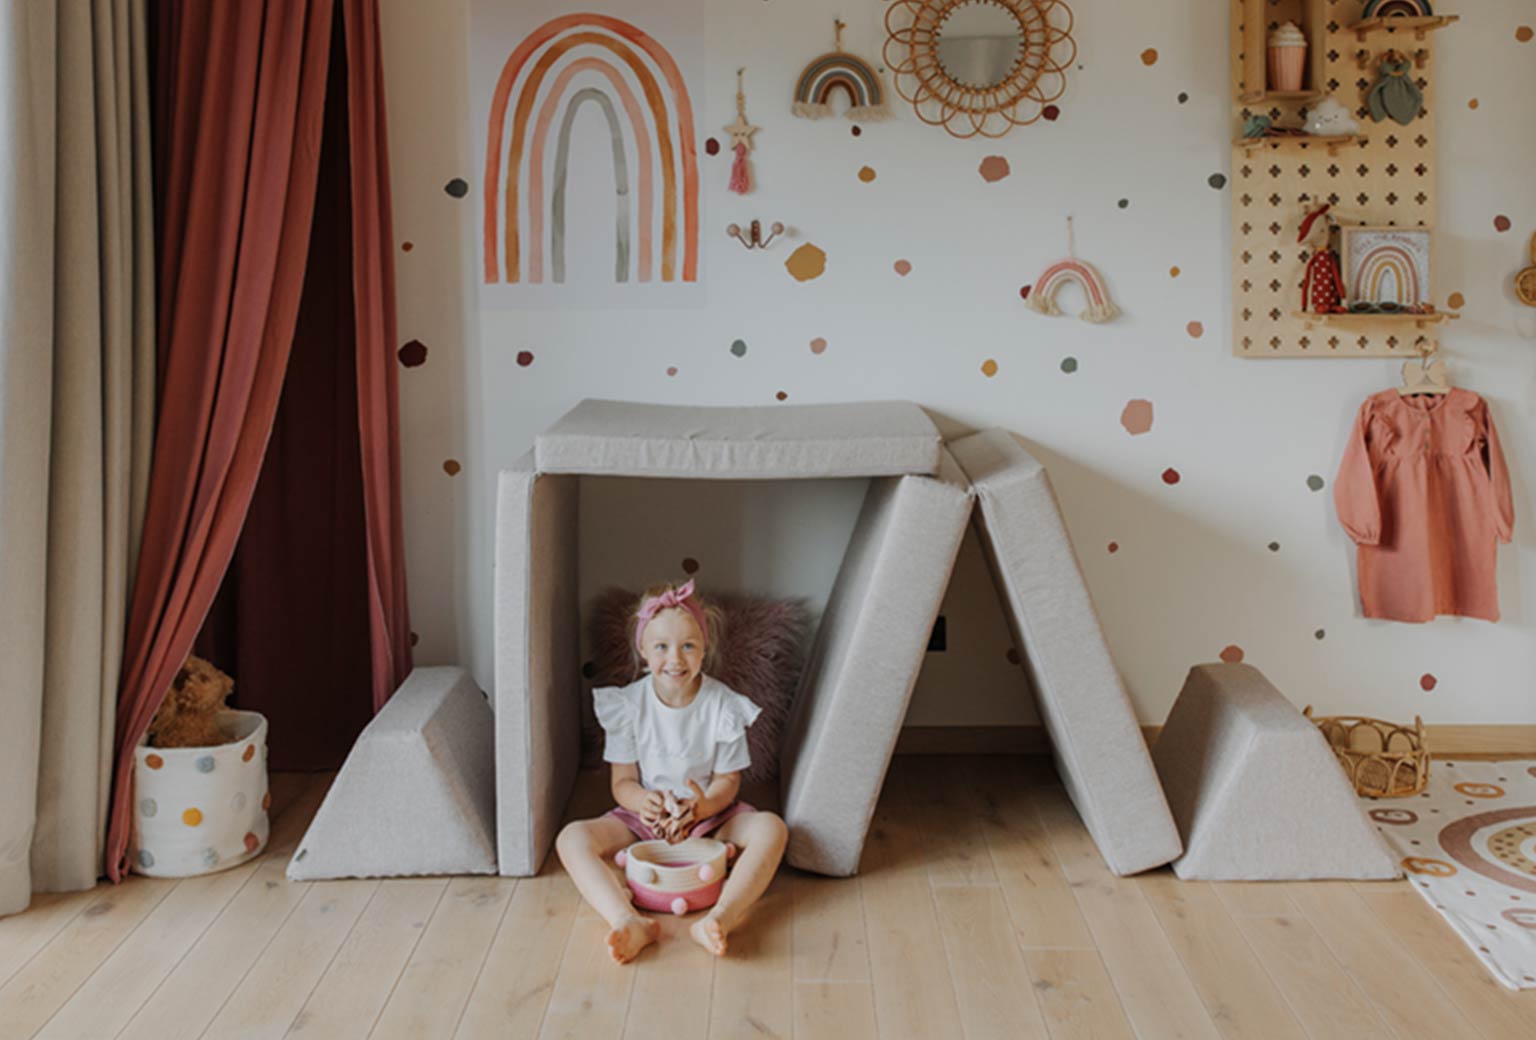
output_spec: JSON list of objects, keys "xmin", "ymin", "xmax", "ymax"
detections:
[
  {"xmin": 1026, "ymin": 258, "xmax": 1119, "ymax": 323},
  {"xmin": 1352, "ymin": 244, "xmax": 1422, "ymax": 306},
  {"xmin": 792, "ymin": 52, "xmax": 888, "ymax": 120},
  {"xmin": 484, "ymin": 14, "xmax": 698, "ymax": 284}
]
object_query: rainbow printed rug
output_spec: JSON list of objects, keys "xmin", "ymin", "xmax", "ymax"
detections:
[{"xmin": 1366, "ymin": 760, "xmax": 1536, "ymax": 990}]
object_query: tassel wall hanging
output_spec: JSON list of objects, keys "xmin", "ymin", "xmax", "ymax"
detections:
[{"xmin": 724, "ymin": 68, "xmax": 758, "ymax": 194}]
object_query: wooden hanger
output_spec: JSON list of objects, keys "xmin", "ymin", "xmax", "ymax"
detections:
[{"xmin": 1397, "ymin": 346, "xmax": 1451, "ymax": 395}]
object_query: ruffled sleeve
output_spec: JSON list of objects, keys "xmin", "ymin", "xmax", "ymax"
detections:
[
  {"xmin": 1478, "ymin": 398, "xmax": 1514, "ymax": 544},
  {"xmin": 593, "ymin": 685, "xmax": 638, "ymax": 763},
  {"xmin": 712, "ymin": 686, "xmax": 762, "ymax": 775},
  {"xmin": 1334, "ymin": 397, "xmax": 1383, "ymax": 546}
]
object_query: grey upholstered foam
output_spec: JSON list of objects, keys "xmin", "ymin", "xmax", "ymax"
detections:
[
  {"xmin": 779, "ymin": 452, "xmax": 973, "ymax": 876},
  {"xmin": 494, "ymin": 454, "xmax": 582, "ymax": 876},
  {"xmin": 950, "ymin": 429, "xmax": 1182, "ymax": 876},
  {"xmin": 288, "ymin": 667, "xmax": 497, "ymax": 879},
  {"xmin": 535, "ymin": 399, "xmax": 943, "ymax": 479},
  {"xmin": 1153, "ymin": 663, "xmax": 1401, "ymax": 880}
]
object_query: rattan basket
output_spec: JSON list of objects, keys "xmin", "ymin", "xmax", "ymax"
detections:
[{"xmin": 1304, "ymin": 706, "xmax": 1429, "ymax": 798}]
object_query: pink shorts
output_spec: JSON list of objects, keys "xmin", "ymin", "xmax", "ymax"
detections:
[{"xmin": 606, "ymin": 800, "xmax": 756, "ymax": 843}]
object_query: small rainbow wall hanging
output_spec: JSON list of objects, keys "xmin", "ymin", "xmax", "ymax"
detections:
[
  {"xmin": 792, "ymin": 19, "xmax": 889, "ymax": 121},
  {"xmin": 1027, "ymin": 258, "xmax": 1119, "ymax": 323},
  {"xmin": 1362, "ymin": 0, "xmax": 1433, "ymax": 18}
]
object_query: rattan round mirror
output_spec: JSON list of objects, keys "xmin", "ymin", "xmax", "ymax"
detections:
[{"xmin": 884, "ymin": 0, "xmax": 1076, "ymax": 138}]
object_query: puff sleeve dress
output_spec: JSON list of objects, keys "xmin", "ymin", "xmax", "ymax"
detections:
[{"xmin": 1334, "ymin": 388, "xmax": 1513, "ymax": 622}]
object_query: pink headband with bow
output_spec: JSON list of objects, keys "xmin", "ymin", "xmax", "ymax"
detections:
[{"xmin": 635, "ymin": 580, "xmax": 708, "ymax": 653}]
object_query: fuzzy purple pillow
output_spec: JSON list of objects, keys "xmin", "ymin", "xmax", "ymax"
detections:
[{"xmin": 584, "ymin": 587, "xmax": 810, "ymax": 784}]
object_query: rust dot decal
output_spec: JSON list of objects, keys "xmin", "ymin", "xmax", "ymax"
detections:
[
  {"xmin": 1219, "ymin": 645, "xmax": 1245, "ymax": 664},
  {"xmin": 443, "ymin": 459, "xmax": 461, "ymax": 476},
  {"xmin": 666, "ymin": 366, "xmax": 678, "ymax": 377},
  {"xmin": 1161, "ymin": 467, "xmax": 1181, "ymax": 485},
  {"xmin": 1042, "ymin": 104, "xmax": 1060, "ymax": 121},
  {"xmin": 858, "ymin": 165, "xmax": 877, "ymax": 183},
  {"xmin": 1019, "ymin": 284, "xmax": 1032, "ymax": 299},
  {"xmin": 681, "ymin": 557, "xmax": 700, "ymax": 574},
  {"xmin": 1107, "ymin": 541, "xmax": 1119, "ymax": 554},
  {"xmin": 1169, "ymin": 266, "xmax": 1181, "ymax": 278},
  {"xmin": 1420, "ymin": 673, "xmax": 1437, "ymax": 691},
  {"xmin": 1141, "ymin": 48, "xmax": 1158, "ymax": 66},
  {"xmin": 398, "ymin": 339, "xmax": 427, "ymax": 367},
  {"xmin": 516, "ymin": 350, "xmax": 534, "ymax": 367},
  {"xmin": 775, "ymin": 390, "xmax": 788, "ymax": 401},
  {"xmin": 401, "ymin": 241, "xmax": 414, "ymax": 252},
  {"xmin": 1518, "ymin": 26, "xmax": 1533, "ymax": 43},
  {"xmin": 1120, "ymin": 399, "xmax": 1153, "ymax": 436},
  {"xmin": 1468, "ymin": 98, "xmax": 1479, "ymax": 110},
  {"xmin": 146, "ymin": 754, "xmax": 163, "ymax": 770},
  {"xmin": 705, "ymin": 137, "xmax": 721, "ymax": 156},
  {"xmin": 1187, "ymin": 321, "xmax": 1204, "ymax": 339},
  {"xmin": 978, "ymin": 156, "xmax": 1011, "ymax": 182},
  {"xmin": 810, "ymin": 337, "xmax": 827, "ymax": 354},
  {"xmin": 981, "ymin": 358, "xmax": 999, "ymax": 378},
  {"xmin": 894, "ymin": 259, "xmax": 913, "ymax": 276},
  {"xmin": 1495, "ymin": 215, "xmax": 1512, "ymax": 233},
  {"xmin": 786, "ymin": 243, "xmax": 827, "ymax": 282},
  {"xmin": 1447, "ymin": 292, "xmax": 1465, "ymax": 310}
]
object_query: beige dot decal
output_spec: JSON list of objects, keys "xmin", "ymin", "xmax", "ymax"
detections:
[
  {"xmin": 1186, "ymin": 321, "xmax": 1204, "ymax": 339},
  {"xmin": 981, "ymin": 358, "xmax": 998, "ymax": 378},
  {"xmin": 786, "ymin": 243, "xmax": 827, "ymax": 282},
  {"xmin": 858, "ymin": 165, "xmax": 877, "ymax": 183},
  {"xmin": 810, "ymin": 337, "xmax": 827, "ymax": 355},
  {"xmin": 1219, "ymin": 645, "xmax": 1245, "ymax": 664},
  {"xmin": 1141, "ymin": 48, "xmax": 1159, "ymax": 66},
  {"xmin": 443, "ymin": 459, "xmax": 461, "ymax": 476},
  {"xmin": 1447, "ymin": 292, "xmax": 1465, "ymax": 310},
  {"xmin": 978, "ymin": 156, "xmax": 1010, "ymax": 182},
  {"xmin": 1120, "ymin": 399, "xmax": 1154, "ymax": 436},
  {"xmin": 1169, "ymin": 266, "xmax": 1181, "ymax": 278},
  {"xmin": 894, "ymin": 259, "xmax": 913, "ymax": 276}
]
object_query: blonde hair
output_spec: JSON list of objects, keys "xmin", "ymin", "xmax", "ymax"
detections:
[{"xmin": 630, "ymin": 581, "xmax": 725, "ymax": 674}]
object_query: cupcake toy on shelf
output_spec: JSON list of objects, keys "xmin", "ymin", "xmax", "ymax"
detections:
[{"xmin": 1268, "ymin": 21, "xmax": 1308, "ymax": 92}]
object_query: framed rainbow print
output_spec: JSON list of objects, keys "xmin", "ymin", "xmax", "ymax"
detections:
[{"xmin": 1339, "ymin": 226, "xmax": 1432, "ymax": 310}]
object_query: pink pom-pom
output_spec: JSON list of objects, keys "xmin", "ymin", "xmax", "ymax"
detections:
[
  {"xmin": 670, "ymin": 897, "xmax": 688, "ymax": 916},
  {"xmin": 614, "ymin": 849, "xmax": 628, "ymax": 868},
  {"xmin": 725, "ymin": 842, "xmax": 739, "ymax": 860},
  {"xmin": 699, "ymin": 863, "xmax": 716, "ymax": 883}
]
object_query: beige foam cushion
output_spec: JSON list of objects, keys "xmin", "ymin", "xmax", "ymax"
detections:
[
  {"xmin": 535, "ymin": 399, "xmax": 943, "ymax": 479},
  {"xmin": 949, "ymin": 429, "xmax": 1182, "ymax": 876}
]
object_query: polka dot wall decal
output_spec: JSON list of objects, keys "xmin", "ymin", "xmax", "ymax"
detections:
[
  {"xmin": 1494, "ymin": 215, "xmax": 1511, "ymax": 232},
  {"xmin": 776, "ymin": 390, "xmax": 788, "ymax": 401},
  {"xmin": 140, "ymin": 798, "xmax": 158, "ymax": 818},
  {"xmin": 1141, "ymin": 48, "xmax": 1158, "ymax": 66},
  {"xmin": 851, "ymin": 125, "xmax": 862, "ymax": 136},
  {"xmin": 1120, "ymin": 399, "xmax": 1154, "ymax": 436},
  {"xmin": 1518, "ymin": 26, "xmax": 1533, "ymax": 43},
  {"xmin": 398, "ymin": 339, "xmax": 427, "ymax": 368},
  {"xmin": 443, "ymin": 459, "xmax": 462, "ymax": 476},
  {"xmin": 1162, "ymin": 467, "xmax": 1181, "ymax": 485},
  {"xmin": 444, "ymin": 178, "xmax": 468, "ymax": 198},
  {"xmin": 810, "ymin": 337, "xmax": 827, "ymax": 354},
  {"xmin": 1421, "ymin": 673, "xmax": 1438, "ymax": 692},
  {"xmin": 785, "ymin": 243, "xmax": 827, "ymax": 281},
  {"xmin": 1306, "ymin": 474, "xmax": 1325, "ymax": 491},
  {"xmin": 981, "ymin": 358, "xmax": 999, "ymax": 377},
  {"xmin": 1019, "ymin": 284, "xmax": 1031, "ymax": 299},
  {"xmin": 1468, "ymin": 98, "xmax": 1479, "ymax": 110},
  {"xmin": 1042, "ymin": 104, "xmax": 1060, "ymax": 121},
  {"xmin": 1187, "ymin": 321, "xmax": 1205, "ymax": 338},
  {"xmin": 705, "ymin": 137, "xmax": 720, "ymax": 156},
  {"xmin": 1169, "ymin": 266, "xmax": 1181, "ymax": 277},
  {"xmin": 1208, "ymin": 173, "xmax": 1227, "ymax": 190},
  {"xmin": 1117, "ymin": 198, "xmax": 1130, "ymax": 209},
  {"xmin": 1447, "ymin": 292, "xmax": 1465, "ymax": 309},
  {"xmin": 1177, "ymin": 91, "xmax": 1189, "ymax": 104},
  {"xmin": 681, "ymin": 557, "xmax": 700, "ymax": 574},
  {"xmin": 1107, "ymin": 541, "xmax": 1119, "ymax": 553},
  {"xmin": 1060, "ymin": 357, "xmax": 1078, "ymax": 373},
  {"xmin": 894, "ymin": 259, "xmax": 913, "ymax": 276},
  {"xmin": 730, "ymin": 339, "xmax": 748, "ymax": 357},
  {"xmin": 858, "ymin": 165, "xmax": 877, "ymax": 183},
  {"xmin": 1268, "ymin": 541, "xmax": 1280, "ymax": 552},
  {"xmin": 1315, "ymin": 628, "xmax": 1326, "ymax": 640},
  {"xmin": 401, "ymin": 241, "xmax": 413, "ymax": 252},
  {"xmin": 1219, "ymin": 645, "xmax": 1245, "ymax": 664},
  {"xmin": 978, "ymin": 156, "xmax": 1010, "ymax": 182},
  {"xmin": 516, "ymin": 350, "xmax": 534, "ymax": 367},
  {"xmin": 183, "ymin": 808, "xmax": 204, "ymax": 827},
  {"xmin": 666, "ymin": 366, "xmax": 678, "ymax": 376},
  {"xmin": 146, "ymin": 754, "xmax": 163, "ymax": 770}
]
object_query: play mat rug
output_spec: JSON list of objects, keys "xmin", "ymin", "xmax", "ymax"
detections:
[{"xmin": 1365, "ymin": 760, "xmax": 1536, "ymax": 990}]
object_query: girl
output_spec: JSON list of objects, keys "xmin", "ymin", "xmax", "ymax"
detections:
[{"xmin": 555, "ymin": 580, "xmax": 789, "ymax": 964}]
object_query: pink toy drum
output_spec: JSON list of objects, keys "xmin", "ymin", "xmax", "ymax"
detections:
[{"xmin": 616, "ymin": 837, "xmax": 734, "ymax": 915}]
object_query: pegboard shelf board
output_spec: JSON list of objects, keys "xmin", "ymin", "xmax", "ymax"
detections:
[
  {"xmin": 1237, "ymin": 133, "xmax": 1369, "ymax": 155},
  {"xmin": 1239, "ymin": 88, "xmax": 1327, "ymax": 103},
  {"xmin": 1291, "ymin": 311, "xmax": 1456, "ymax": 329},
  {"xmin": 1347, "ymin": 15, "xmax": 1459, "ymax": 41}
]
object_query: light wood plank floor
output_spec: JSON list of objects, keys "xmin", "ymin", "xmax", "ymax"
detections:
[{"xmin": 3, "ymin": 756, "xmax": 1533, "ymax": 1039}]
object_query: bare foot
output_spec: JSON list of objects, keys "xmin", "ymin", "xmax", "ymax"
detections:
[
  {"xmin": 690, "ymin": 913, "xmax": 729, "ymax": 957},
  {"xmin": 606, "ymin": 916, "xmax": 659, "ymax": 964}
]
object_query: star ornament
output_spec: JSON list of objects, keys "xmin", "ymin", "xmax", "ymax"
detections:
[{"xmin": 724, "ymin": 114, "xmax": 758, "ymax": 151}]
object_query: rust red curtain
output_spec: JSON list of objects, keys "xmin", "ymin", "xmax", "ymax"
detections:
[{"xmin": 106, "ymin": 0, "xmax": 411, "ymax": 880}]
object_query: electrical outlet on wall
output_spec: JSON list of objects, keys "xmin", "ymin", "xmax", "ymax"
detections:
[{"xmin": 927, "ymin": 615, "xmax": 947, "ymax": 652}]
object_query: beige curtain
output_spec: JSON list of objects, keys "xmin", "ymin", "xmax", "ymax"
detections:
[{"xmin": 0, "ymin": 0, "xmax": 155, "ymax": 916}]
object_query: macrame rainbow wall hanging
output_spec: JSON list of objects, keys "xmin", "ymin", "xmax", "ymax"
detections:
[
  {"xmin": 792, "ymin": 19, "xmax": 889, "ymax": 121},
  {"xmin": 1025, "ymin": 217, "xmax": 1118, "ymax": 323}
]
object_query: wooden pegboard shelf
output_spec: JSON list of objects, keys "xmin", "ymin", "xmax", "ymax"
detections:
[
  {"xmin": 1237, "ymin": 133, "xmax": 1369, "ymax": 155},
  {"xmin": 1239, "ymin": 88, "xmax": 1327, "ymax": 103},
  {"xmin": 1291, "ymin": 311, "xmax": 1457, "ymax": 330},
  {"xmin": 1347, "ymin": 15, "xmax": 1460, "ymax": 41}
]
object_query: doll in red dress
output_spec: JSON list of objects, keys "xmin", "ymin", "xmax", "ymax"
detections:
[{"xmin": 1298, "ymin": 203, "xmax": 1346, "ymax": 313}]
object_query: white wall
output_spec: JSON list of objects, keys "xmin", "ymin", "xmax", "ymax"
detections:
[{"xmin": 381, "ymin": 0, "xmax": 1536, "ymax": 727}]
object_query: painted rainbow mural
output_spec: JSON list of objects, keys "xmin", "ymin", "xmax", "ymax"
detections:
[
  {"xmin": 1352, "ymin": 244, "xmax": 1423, "ymax": 306},
  {"xmin": 1026, "ymin": 258, "xmax": 1119, "ymax": 323},
  {"xmin": 484, "ymin": 14, "xmax": 699, "ymax": 284},
  {"xmin": 792, "ymin": 51, "xmax": 889, "ymax": 120}
]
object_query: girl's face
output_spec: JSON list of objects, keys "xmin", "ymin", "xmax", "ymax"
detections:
[{"xmin": 639, "ymin": 608, "xmax": 705, "ymax": 696}]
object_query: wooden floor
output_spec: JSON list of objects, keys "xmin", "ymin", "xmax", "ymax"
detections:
[{"xmin": 3, "ymin": 756, "xmax": 1533, "ymax": 1040}]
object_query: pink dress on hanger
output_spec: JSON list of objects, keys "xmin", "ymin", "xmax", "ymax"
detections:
[{"xmin": 1334, "ymin": 388, "xmax": 1514, "ymax": 622}]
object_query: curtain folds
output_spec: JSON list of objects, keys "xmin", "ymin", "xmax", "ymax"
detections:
[{"xmin": 0, "ymin": 0, "xmax": 156, "ymax": 917}]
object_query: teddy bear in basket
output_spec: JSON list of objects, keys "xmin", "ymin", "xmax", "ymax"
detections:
[{"xmin": 147, "ymin": 655, "xmax": 235, "ymax": 748}]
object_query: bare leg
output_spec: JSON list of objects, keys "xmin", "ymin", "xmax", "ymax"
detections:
[
  {"xmin": 555, "ymin": 817, "xmax": 659, "ymax": 964},
  {"xmin": 689, "ymin": 811, "xmax": 788, "ymax": 956}
]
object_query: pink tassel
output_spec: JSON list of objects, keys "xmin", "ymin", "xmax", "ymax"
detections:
[{"xmin": 728, "ymin": 142, "xmax": 751, "ymax": 194}]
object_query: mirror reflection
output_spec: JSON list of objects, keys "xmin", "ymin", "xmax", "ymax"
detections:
[{"xmin": 936, "ymin": 2, "xmax": 1023, "ymax": 89}]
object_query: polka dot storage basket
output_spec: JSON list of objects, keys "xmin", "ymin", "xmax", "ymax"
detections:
[
  {"xmin": 132, "ymin": 710, "xmax": 270, "ymax": 877},
  {"xmin": 617, "ymin": 837, "xmax": 732, "ymax": 915}
]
